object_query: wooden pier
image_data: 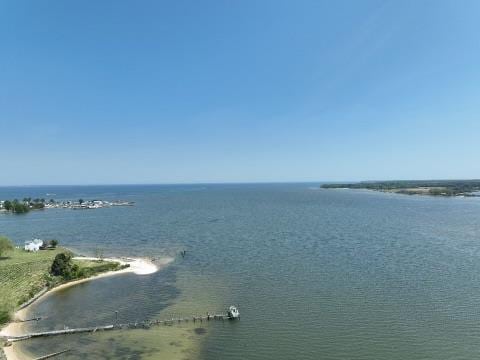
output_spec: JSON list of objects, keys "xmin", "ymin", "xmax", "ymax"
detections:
[{"xmin": 5, "ymin": 313, "xmax": 236, "ymax": 343}]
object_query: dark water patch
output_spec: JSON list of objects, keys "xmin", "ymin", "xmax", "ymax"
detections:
[
  {"xmin": 194, "ymin": 327, "xmax": 207, "ymax": 335},
  {"xmin": 207, "ymin": 218, "xmax": 221, "ymax": 223},
  {"xmin": 20, "ymin": 266, "xmax": 182, "ymax": 358},
  {"xmin": 28, "ymin": 265, "xmax": 180, "ymax": 332},
  {"xmin": 19, "ymin": 331, "xmax": 161, "ymax": 360}
]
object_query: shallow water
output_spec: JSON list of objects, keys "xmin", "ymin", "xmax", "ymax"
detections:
[{"xmin": 2, "ymin": 184, "xmax": 480, "ymax": 359}]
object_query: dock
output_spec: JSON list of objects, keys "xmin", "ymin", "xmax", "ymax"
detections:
[{"xmin": 5, "ymin": 313, "xmax": 237, "ymax": 343}]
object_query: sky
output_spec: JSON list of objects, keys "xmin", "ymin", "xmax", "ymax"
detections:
[{"xmin": 1, "ymin": 0, "xmax": 479, "ymax": 185}]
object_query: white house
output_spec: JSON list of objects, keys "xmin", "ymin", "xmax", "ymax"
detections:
[{"xmin": 25, "ymin": 239, "xmax": 44, "ymax": 252}]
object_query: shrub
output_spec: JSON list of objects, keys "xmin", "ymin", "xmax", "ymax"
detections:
[
  {"xmin": 0, "ymin": 308, "xmax": 11, "ymax": 325},
  {"xmin": 0, "ymin": 236, "xmax": 14, "ymax": 257},
  {"xmin": 50, "ymin": 252, "xmax": 78, "ymax": 279}
]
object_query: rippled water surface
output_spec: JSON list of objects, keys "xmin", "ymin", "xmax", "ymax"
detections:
[{"xmin": 2, "ymin": 184, "xmax": 480, "ymax": 359}]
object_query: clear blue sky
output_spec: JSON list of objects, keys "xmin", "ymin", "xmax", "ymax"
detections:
[{"xmin": 1, "ymin": 0, "xmax": 479, "ymax": 185}]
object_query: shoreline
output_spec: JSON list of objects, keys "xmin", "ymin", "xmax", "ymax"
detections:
[
  {"xmin": 1, "ymin": 255, "xmax": 173, "ymax": 360},
  {"xmin": 323, "ymin": 187, "xmax": 480, "ymax": 198}
]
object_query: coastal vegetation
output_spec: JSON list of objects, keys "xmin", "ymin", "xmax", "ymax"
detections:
[
  {"xmin": 40, "ymin": 239, "xmax": 58, "ymax": 250},
  {"xmin": 50, "ymin": 253, "xmax": 77, "ymax": 279},
  {"xmin": 2, "ymin": 200, "xmax": 31, "ymax": 213},
  {"xmin": 0, "ymin": 237, "xmax": 13, "ymax": 258},
  {"xmin": 0, "ymin": 237, "xmax": 127, "ymax": 326},
  {"xmin": 0, "ymin": 198, "xmax": 47, "ymax": 213},
  {"xmin": 321, "ymin": 180, "xmax": 480, "ymax": 196},
  {"xmin": 50, "ymin": 252, "xmax": 124, "ymax": 280}
]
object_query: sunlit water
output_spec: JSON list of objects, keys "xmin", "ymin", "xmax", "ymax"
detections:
[{"xmin": 1, "ymin": 184, "xmax": 480, "ymax": 359}]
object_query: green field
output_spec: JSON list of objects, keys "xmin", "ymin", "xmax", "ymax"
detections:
[{"xmin": 0, "ymin": 248, "xmax": 124, "ymax": 325}]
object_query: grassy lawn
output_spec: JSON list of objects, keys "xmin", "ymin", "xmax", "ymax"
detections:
[
  {"xmin": 72, "ymin": 258, "xmax": 125, "ymax": 279},
  {"xmin": 0, "ymin": 248, "xmax": 64, "ymax": 322},
  {"xmin": 0, "ymin": 248, "xmax": 124, "ymax": 325}
]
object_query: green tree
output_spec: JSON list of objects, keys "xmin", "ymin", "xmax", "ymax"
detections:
[
  {"xmin": 3, "ymin": 200, "xmax": 12, "ymax": 211},
  {"xmin": 0, "ymin": 236, "xmax": 14, "ymax": 257},
  {"xmin": 50, "ymin": 252, "xmax": 78, "ymax": 279},
  {"xmin": 11, "ymin": 200, "xmax": 29, "ymax": 213},
  {"xmin": 2, "ymin": 199, "xmax": 29, "ymax": 213},
  {"xmin": 49, "ymin": 239, "xmax": 58, "ymax": 248}
]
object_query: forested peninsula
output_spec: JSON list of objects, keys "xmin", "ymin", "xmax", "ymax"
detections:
[{"xmin": 321, "ymin": 180, "xmax": 480, "ymax": 197}]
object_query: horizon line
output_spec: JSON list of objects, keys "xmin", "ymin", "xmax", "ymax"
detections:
[{"xmin": 0, "ymin": 178, "xmax": 479, "ymax": 187}]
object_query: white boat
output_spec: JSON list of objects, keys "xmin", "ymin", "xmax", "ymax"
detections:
[{"xmin": 227, "ymin": 306, "xmax": 240, "ymax": 319}]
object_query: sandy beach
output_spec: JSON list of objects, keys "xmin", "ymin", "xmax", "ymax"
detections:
[{"xmin": 1, "ymin": 256, "xmax": 173, "ymax": 360}]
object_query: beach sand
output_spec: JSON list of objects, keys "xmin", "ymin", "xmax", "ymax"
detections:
[{"xmin": 1, "ymin": 256, "xmax": 173, "ymax": 360}]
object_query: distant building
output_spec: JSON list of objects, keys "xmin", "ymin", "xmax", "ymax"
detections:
[{"xmin": 25, "ymin": 239, "xmax": 44, "ymax": 252}]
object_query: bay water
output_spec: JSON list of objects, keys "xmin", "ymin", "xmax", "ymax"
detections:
[{"xmin": 1, "ymin": 184, "xmax": 480, "ymax": 359}]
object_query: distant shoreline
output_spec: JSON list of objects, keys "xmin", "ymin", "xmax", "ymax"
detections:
[
  {"xmin": 321, "ymin": 180, "xmax": 480, "ymax": 197},
  {"xmin": 0, "ymin": 198, "xmax": 134, "ymax": 214}
]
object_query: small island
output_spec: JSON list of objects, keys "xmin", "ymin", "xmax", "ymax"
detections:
[
  {"xmin": 0, "ymin": 198, "xmax": 134, "ymax": 214},
  {"xmin": 321, "ymin": 180, "xmax": 480, "ymax": 197}
]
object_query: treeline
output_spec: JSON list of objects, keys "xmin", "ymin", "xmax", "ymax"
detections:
[
  {"xmin": 1, "ymin": 198, "xmax": 50, "ymax": 213},
  {"xmin": 321, "ymin": 180, "xmax": 480, "ymax": 196}
]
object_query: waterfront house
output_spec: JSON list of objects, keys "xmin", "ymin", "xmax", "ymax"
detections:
[{"xmin": 25, "ymin": 239, "xmax": 44, "ymax": 252}]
